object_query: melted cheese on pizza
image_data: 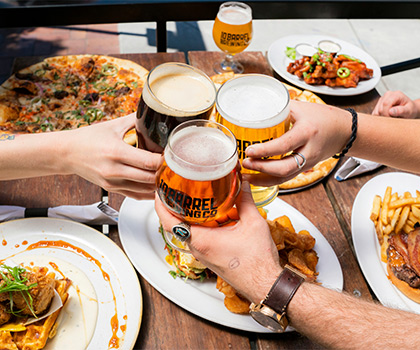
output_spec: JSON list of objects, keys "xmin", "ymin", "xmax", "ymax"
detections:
[{"xmin": 0, "ymin": 55, "xmax": 145, "ymax": 133}]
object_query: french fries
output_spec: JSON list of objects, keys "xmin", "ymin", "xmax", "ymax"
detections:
[{"xmin": 370, "ymin": 186, "xmax": 420, "ymax": 246}]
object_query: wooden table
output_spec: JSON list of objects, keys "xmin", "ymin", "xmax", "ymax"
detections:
[{"xmin": 2, "ymin": 51, "xmax": 392, "ymax": 349}]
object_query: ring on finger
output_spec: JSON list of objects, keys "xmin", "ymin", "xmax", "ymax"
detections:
[
  {"xmin": 172, "ymin": 222, "xmax": 191, "ymax": 242},
  {"xmin": 291, "ymin": 151, "xmax": 306, "ymax": 170}
]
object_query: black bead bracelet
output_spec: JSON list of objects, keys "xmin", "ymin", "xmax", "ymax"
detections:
[{"xmin": 333, "ymin": 108, "xmax": 358, "ymax": 159}]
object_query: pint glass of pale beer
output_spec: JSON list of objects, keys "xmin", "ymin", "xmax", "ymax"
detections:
[
  {"xmin": 215, "ymin": 74, "xmax": 290, "ymax": 207},
  {"xmin": 156, "ymin": 119, "xmax": 240, "ymax": 227},
  {"xmin": 136, "ymin": 62, "xmax": 216, "ymax": 152},
  {"xmin": 212, "ymin": 2, "xmax": 253, "ymax": 74}
]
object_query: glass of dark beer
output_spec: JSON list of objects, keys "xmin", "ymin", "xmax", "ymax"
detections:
[{"xmin": 136, "ymin": 62, "xmax": 217, "ymax": 152}]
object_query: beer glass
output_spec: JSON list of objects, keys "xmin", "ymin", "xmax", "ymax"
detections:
[
  {"xmin": 157, "ymin": 119, "xmax": 240, "ymax": 226},
  {"xmin": 136, "ymin": 62, "xmax": 216, "ymax": 152},
  {"xmin": 212, "ymin": 2, "xmax": 253, "ymax": 74},
  {"xmin": 215, "ymin": 74, "xmax": 290, "ymax": 207}
]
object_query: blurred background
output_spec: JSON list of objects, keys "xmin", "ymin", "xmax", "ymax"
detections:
[{"xmin": 1, "ymin": 19, "xmax": 420, "ymax": 100}]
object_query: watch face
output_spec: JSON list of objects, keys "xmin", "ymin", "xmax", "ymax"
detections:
[{"xmin": 249, "ymin": 310, "xmax": 285, "ymax": 333}]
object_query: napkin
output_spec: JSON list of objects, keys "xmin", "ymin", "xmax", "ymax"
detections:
[
  {"xmin": 334, "ymin": 157, "xmax": 383, "ymax": 181},
  {"xmin": 0, "ymin": 201, "xmax": 118, "ymax": 225}
]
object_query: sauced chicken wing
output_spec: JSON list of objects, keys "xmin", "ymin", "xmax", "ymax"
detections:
[{"xmin": 287, "ymin": 51, "xmax": 373, "ymax": 88}]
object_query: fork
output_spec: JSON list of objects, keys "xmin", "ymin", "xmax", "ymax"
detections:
[{"xmin": 97, "ymin": 201, "xmax": 119, "ymax": 221}]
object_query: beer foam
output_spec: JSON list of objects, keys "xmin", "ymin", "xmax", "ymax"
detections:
[
  {"xmin": 143, "ymin": 64, "xmax": 216, "ymax": 117},
  {"xmin": 218, "ymin": 6, "xmax": 252, "ymax": 25},
  {"xmin": 166, "ymin": 126, "xmax": 237, "ymax": 181},
  {"xmin": 216, "ymin": 75, "xmax": 290, "ymax": 128}
]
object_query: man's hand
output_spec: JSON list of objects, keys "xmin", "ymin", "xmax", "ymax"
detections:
[{"xmin": 155, "ymin": 181, "xmax": 282, "ymax": 303}]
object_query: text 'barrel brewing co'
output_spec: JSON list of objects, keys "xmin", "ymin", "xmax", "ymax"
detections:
[
  {"xmin": 216, "ymin": 74, "xmax": 291, "ymax": 207},
  {"xmin": 212, "ymin": 1, "xmax": 253, "ymax": 73},
  {"xmin": 156, "ymin": 119, "xmax": 240, "ymax": 226}
]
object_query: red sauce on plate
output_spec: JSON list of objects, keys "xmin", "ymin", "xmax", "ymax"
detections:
[{"xmin": 21, "ymin": 239, "xmax": 124, "ymax": 348}]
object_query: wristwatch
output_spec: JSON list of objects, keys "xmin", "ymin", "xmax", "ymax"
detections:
[{"xmin": 249, "ymin": 265, "xmax": 306, "ymax": 332}]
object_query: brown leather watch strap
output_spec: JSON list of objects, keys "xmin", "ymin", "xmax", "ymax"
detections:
[{"xmin": 264, "ymin": 265, "xmax": 305, "ymax": 316}]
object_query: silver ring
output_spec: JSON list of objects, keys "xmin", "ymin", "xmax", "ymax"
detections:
[
  {"xmin": 292, "ymin": 151, "xmax": 306, "ymax": 170},
  {"xmin": 172, "ymin": 222, "xmax": 191, "ymax": 242}
]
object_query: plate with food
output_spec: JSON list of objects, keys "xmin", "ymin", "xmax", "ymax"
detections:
[
  {"xmin": 0, "ymin": 218, "xmax": 142, "ymax": 350},
  {"xmin": 352, "ymin": 172, "xmax": 420, "ymax": 313},
  {"xmin": 0, "ymin": 55, "xmax": 148, "ymax": 145},
  {"xmin": 118, "ymin": 197, "xmax": 343, "ymax": 333},
  {"xmin": 277, "ymin": 157, "xmax": 339, "ymax": 193},
  {"xmin": 267, "ymin": 34, "xmax": 381, "ymax": 96},
  {"xmin": 211, "ymin": 72, "xmax": 339, "ymax": 192}
]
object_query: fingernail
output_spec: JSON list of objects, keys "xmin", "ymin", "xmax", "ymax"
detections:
[
  {"xmin": 242, "ymin": 158, "xmax": 251, "ymax": 168},
  {"xmin": 245, "ymin": 146, "xmax": 255, "ymax": 157},
  {"xmin": 389, "ymin": 107, "xmax": 398, "ymax": 116}
]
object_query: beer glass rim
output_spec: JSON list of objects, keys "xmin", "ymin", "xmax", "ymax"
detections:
[
  {"xmin": 215, "ymin": 74, "xmax": 290, "ymax": 129},
  {"xmin": 219, "ymin": 1, "xmax": 252, "ymax": 13},
  {"xmin": 166, "ymin": 119, "xmax": 238, "ymax": 173},
  {"xmin": 146, "ymin": 62, "xmax": 217, "ymax": 115}
]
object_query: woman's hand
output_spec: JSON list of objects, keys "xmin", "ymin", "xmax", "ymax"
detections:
[
  {"xmin": 155, "ymin": 182, "xmax": 282, "ymax": 303},
  {"xmin": 241, "ymin": 100, "xmax": 351, "ymax": 187},
  {"xmin": 64, "ymin": 113, "xmax": 162, "ymax": 200}
]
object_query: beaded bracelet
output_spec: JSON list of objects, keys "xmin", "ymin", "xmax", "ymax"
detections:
[{"xmin": 332, "ymin": 108, "xmax": 358, "ymax": 159}]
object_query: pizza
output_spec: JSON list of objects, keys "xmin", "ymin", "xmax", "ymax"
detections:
[
  {"xmin": 0, "ymin": 55, "xmax": 148, "ymax": 145},
  {"xmin": 211, "ymin": 72, "xmax": 338, "ymax": 190},
  {"xmin": 278, "ymin": 157, "xmax": 338, "ymax": 190}
]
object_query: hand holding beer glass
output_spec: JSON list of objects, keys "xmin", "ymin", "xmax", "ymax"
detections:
[
  {"xmin": 156, "ymin": 120, "xmax": 240, "ymax": 252},
  {"xmin": 212, "ymin": 2, "xmax": 253, "ymax": 74},
  {"xmin": 215, "ymin": 74, "xmax": 291, "ymax": 207}
]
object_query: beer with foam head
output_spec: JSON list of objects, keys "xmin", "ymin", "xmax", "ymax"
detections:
[
  {"xmin": 215, "ymin": 74, "xmax": 290, "ymax": 207},
  {"xmin": 136, "ymin": 62, "xmax": 216, "ymax": 152},
  {"xmin": 156, "ymin": 120, "xmax": 240, "ymax": 225},
  {"xmin": 213, "ymin": 2, "xmax": 253, "ymax": 55}
]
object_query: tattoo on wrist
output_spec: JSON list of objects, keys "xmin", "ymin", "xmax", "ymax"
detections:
[
  {"xmin": 229, "ymin": 257, "xmax": 240, "ymax": 270},
  {"xmin": 0, "ymin": 134, "xmax": 15, "ymax": 141}
]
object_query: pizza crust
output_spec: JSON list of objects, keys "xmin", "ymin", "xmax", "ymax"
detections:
[
  {"xmin": 123, "ymin": 128, "xmax": 137, "ymax": 146},
  {"xmin": 278, "ymin": 157, "xmax": 339, "ymax": 190}
]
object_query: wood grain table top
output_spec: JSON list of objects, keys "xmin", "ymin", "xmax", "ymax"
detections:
[{"xmin": 2, "ymin": 51, "xmax": 390, "ymax": 350}]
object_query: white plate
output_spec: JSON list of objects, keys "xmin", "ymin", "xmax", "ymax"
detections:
[
  {"xmin": 0, "ymin": 218, "xmax": 142, "ymax": 350},
  {"xmin": 119, "ymin": 197, "xmax": 343, "ymax": 333},
  {"xmin": 267, "ymin": 34, "xmax": 381, "ymax": 96},
  {"xmin": 352, "ymin": 172, "xmax": 420, "ymax": 313}
]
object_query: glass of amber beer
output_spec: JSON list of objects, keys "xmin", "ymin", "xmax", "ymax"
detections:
[
  {"xmin": 157, "ymin": 119, "xmax": 240, "ymax": 224},
  {"xmin": 215, "ymin": 74, "xmax": 290, "ymax": 207},
  {"xmin": 136, "ymin": 62, "xmax": 216, "ymax": 152},
  {"xmin": 157, "ymin": 119, "xmax": 240, "ymax": 251},
  {"xmin": 212, "ymin": 2, "xmax": 253, "ymax": 74}
]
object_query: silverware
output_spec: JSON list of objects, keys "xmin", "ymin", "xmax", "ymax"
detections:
[{"xmin": 97, "ymin": 201, "xmax": 119, "ymax": 220}]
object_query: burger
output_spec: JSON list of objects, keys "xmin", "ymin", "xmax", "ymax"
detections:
[
  {"xmin": 386, "ymin": 225, "xmax": 420, "ymax": 302},
  {"xmin": 160, "ymin": 225, "xmax": 211, "ymax": 281}
]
